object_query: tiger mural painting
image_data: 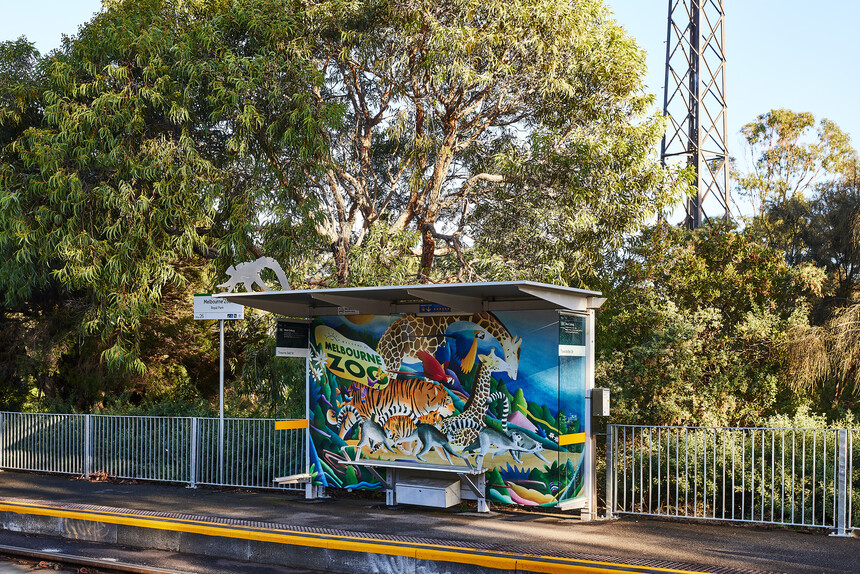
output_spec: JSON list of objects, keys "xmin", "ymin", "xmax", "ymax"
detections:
[{"xmin": 326, "ymin": 378, "xmax": 455, "ymax": 440}]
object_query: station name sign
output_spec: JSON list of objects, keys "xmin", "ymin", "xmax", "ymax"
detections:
[{"xmin": 193, "ymin": 294, "xmax": 245, "ymax": 320}]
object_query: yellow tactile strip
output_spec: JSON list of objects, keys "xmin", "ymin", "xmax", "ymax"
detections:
[{"xmin": 0, "ymin": 497, "xmax": 771, "ymax": 574}]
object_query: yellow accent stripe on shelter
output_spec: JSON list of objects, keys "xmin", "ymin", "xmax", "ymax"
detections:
[
  {"xmin": 558, "ymin": 432, "xmax": 586, "ymax": 446},
  {"xmin": 275, "ymin": 420, "xmax": 309, "ymax": 430}
]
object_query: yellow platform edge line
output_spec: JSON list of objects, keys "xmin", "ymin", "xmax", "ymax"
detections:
[
  {"xmin": 275, "ymin": 420, "xmax": 309, "ymax": 430},
  {"xmin": 416, "ymin": 548, "xmax": 517, "ymax": 571},
  {"xmin": 558, "ymin": 432, "xmax": 586, "ymax": 446},
  {"xmin": 0, "ymin": 501, "xmax": 456, "ymax": 549},
  {"xmin": 0, "ymin": 501, "xmax": 717, "ymax": 574}
]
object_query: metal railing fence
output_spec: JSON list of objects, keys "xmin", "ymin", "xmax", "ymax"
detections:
[
  {"xmin": 195, "ymin": 417, "xmax": 306, "ymax": 489},
  {"xmin": 0, "ymin": 412, "xmax": 306, "ymax": 491},
  {"xmin": 0, "ymin": 412, "xmax": 87, "ymax": 475},
  {"xmin": 89, "ymin": 415, "xmax": 194, "ymax": 483},
  {"xmin": 606, "ymin": 425, "xmax": 859, "ymax": 536}
]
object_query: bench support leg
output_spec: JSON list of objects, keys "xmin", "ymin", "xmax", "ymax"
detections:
[
  {"xmin": 458, "ymin": 473, "xmax": 489, "ymax": 513},
  {"xmin": 385, "ymin": 468, "xmax": 397, "ymax": 506}
]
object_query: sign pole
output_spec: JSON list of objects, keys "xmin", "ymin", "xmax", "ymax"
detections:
[
  {"xmin": 194, "ymin": 294, "xmax": 243, "ymax": 486},
  {"xmin": 219, "ymin": 318, "xmax": 225, "ymax": 485}
]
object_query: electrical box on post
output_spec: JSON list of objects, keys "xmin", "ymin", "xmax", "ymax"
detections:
[{"xmin": 592, "ymin": 388, "xmax": 610, "ymax": 417}]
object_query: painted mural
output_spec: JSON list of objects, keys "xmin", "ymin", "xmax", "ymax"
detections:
[{"xmin": 307, "ymin": 310, "xmax": 587, "ymax": 507}]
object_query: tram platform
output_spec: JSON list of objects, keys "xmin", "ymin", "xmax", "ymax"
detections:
[{"xmin": 0, "ymin": 470, "xmax": 856, "ymax": 574}]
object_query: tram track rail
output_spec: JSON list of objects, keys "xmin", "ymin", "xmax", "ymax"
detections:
[{"xmin": 0, "ymin": 544, "xmax": 188, "ymax": 574}]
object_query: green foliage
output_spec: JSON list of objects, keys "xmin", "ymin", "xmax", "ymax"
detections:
[
  {"xmin": 8, "ymin": 0, "xmax": 858, "ymax": 433},
  {"xmin": 787, "ymin": 303, "xmax": 860, "ymax": 415},
  {"xmin": 736, "ymin": 111, "xmax": 860, "ymax": 417},
  {"xmin": 0, "ymin": 0, "xmax": 687, "ymax": 415},
  {"xmin": 736, "ymin": 108, "xmax": 856, "ymax": 215},
  {"xmin": 0, "ymin": 38, "xmax": 43, "ymax": 144},
  {"xmin": 227, "ymin": 312, "xmax": 307, "ymax": 418},
  {"xmin": 747, "ymin": 161, "xmax": 860, "ymax": 300},
  {"xmin": 763, "ymin": 404, "xmax": 857, "ymax": 430},
  {"xmin": 805, "ymin": 166, "xmax": 860, "ymax": 299},
  {"xmin": 737, "ymin": 109, "xmax": 857, "ymax": 278},
  {"xmin": 0, "ymin": 2, "xmax": 224, "ymax": 373},
  {"xmin": 342, "ymin": 224, "xmax": 420, "ymax": 288},
  {"xmin": 598, "ymin": 221, "xmax": 823, "ymax": 426},
  {"xmin": 0, "ymin": 0, "xmax": 330, "ymax": 409}
]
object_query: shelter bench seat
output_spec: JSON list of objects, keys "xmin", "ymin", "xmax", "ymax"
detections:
[{"xmin": 272, "ymin": 473, "xmax": 313, "ymax": 485}]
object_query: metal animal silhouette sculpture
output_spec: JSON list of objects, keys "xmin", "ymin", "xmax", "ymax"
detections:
[{"xmin": 218, "ymin": 257, "xmax": 290, "ymax": 292}]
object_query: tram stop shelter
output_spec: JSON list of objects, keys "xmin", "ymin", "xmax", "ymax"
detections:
[{"xmin": 221, "ymin": 281, "xmax": 606, "ymax": 517}]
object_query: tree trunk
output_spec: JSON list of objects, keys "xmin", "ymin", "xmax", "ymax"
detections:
[
  {"xmin": 419, "ymin": 223, "xmax": 436, "ymax": 282},
  {"xmin": 333, "ymin": 238, "xmax": 350, "ymax": 285}
]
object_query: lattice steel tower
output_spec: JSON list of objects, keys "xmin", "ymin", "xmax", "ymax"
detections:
[{"xmin": 661, "ymin": 0, "xmax": 730, "ymax": 228}]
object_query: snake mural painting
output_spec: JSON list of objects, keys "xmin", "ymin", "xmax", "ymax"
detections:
[{"xmin": 306, "ymin": 309, "xmax": 588, "ymax": 508}]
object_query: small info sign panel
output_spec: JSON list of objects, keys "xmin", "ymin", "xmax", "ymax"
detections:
[
  {"xmin": 193, "ymin": 295, "xmax": 245, "ymax": 320},
  {"xmin": 276, "ymin": 320, "xmax": 309, "ymax": 358}
]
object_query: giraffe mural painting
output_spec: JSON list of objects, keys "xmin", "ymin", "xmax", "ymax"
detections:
[{"xmin": 306, "ymin": 309, "xmax": 588, "ymax": 509}]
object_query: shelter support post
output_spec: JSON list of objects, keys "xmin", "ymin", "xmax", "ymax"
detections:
[
  {"xmin": 582, "ymin": 309, "xmax": 597, "ymax": 521},
  {"xmin": 605, "ymin": 424, "xmax": 615, "ymax": 519},
  {"xmin": 831, "ymin": 429, "xmax": 850, "ymax": 536}
]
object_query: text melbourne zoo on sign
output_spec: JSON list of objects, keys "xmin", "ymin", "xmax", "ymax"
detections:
[{"xmin": 193, "ymin": 294, "xmax": 245, "ymax": 321}]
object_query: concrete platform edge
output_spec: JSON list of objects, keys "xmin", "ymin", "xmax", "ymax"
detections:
[{"xmin": 0, "ymin": 504, "xmax": 704, "ymax": 574}]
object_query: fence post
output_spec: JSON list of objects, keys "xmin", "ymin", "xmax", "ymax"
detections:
[
  {"xmin": 605, "ymin": 424, "xmax": 615, "ymax": 519},
  {"xmin": 0, "ymin": 412, "xmax": 5, "ymax": 470},
  {"xmin": 0, "ymin": 411, "xmax": 5, "ymax": 471},
  {"xmin": 188, "ymin": 417, "xmax": 198, "ymax": 489},
  {"xmin": 831, "ymin": 429, "xmax": 849, "ymax": 537},
  {"xmin": 83, "ymin": 414, "xmax": 91, "ymax": 477}
]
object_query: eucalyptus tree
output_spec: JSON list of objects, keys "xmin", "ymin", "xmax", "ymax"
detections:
[
  {"xmin": 299, "ymin": 0, "xmax": 682, "ymax": 285},
  {"xmin": 783, "ymin": 166, "xmax": 860, "ymax": 413},
  {"xmin": 806, "ymin": 163, "xmax": 860, "ymax": 299},
  {"xmin": 736, "ymin": 109, "xmax": 855, "ymax": 215}
]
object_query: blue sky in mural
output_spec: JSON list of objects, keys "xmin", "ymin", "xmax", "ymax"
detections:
[{"xmin": 495, "ymin": 310, "xmax": 562, "ymax": 409}]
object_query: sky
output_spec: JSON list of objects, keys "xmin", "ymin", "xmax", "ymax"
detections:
[
  {"xmin": 608, "ymin": 1, "xmax": 860, "ymax": 162},
  {"xmin": 2, "ymin": 0, "xmax": 858, "ymax": 201},
  {"xmin": 3, "ymin": 1, "xmax": 857, "ymax": 142},
  {"xmin": 0, "ymin": 0, "xmax": 103, "ymax": 53}
]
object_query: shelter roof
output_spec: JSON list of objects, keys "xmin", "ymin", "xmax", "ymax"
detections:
[{"xmin": 219, "ymin": 281, "xmax": 605, "ymax": 317}]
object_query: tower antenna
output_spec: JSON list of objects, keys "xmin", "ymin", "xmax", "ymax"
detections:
[{"xmin": 661, "ymin": 0, "xmax": 730, "ymax": 228}]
